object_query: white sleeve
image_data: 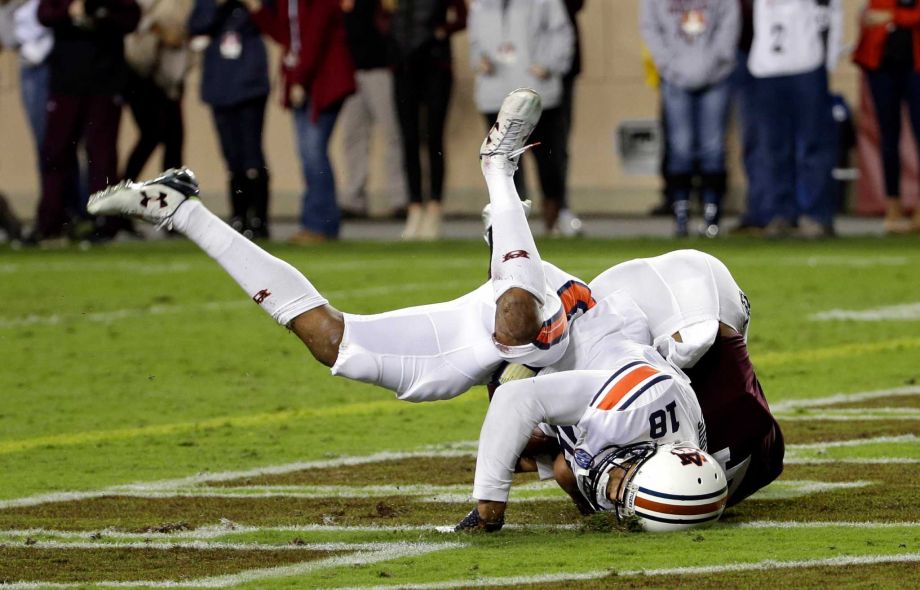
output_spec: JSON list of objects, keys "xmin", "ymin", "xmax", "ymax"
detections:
[{"xmin": 472, "ymin": 370, "xmax": 605, "ymax": 502}]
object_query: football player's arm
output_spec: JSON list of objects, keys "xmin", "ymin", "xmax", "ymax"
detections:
[{"xmin": 473, "ymin": 371, "xmax": 600, "ymax": 503}]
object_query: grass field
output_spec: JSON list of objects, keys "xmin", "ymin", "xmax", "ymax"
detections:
[{"xmin": 1, "ymin": 235, "xmax": 919, "ymax": 589}]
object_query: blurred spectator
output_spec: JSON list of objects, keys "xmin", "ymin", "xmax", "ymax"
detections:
[
  {"xmin": 469, "ymin": 0, "xmax": 575, "ymax": 234},
  {"xmin": 854, "ymin": 0, "xmax": 920, "ymax": 233},
  {"xmin": 188, "ymin": 0, "xmax": 271, "ymax": 238},
  {"xmin": 391, "ymin": 0, "xmax": 466, "ymax": 240},
  {"xmin": 730, "ymin": 0, "xmax": 772, "ymax": 235},
  {"xmin": 338, "ymin": 0, "xmax": 407, "ymax": 220},
  {"xmin": 748, "ymin": 0, "xmax": 841, "ymax": 238},
  {"xmin": 31, "ymin": 0, "xmax": 140, "ymax": 244},
  {"xmin": 641, "ymin": 0, "xmax": 739, "ymax": 238},
  {"xmin": 123, "ymin": 0, "xmax": 192, "ymax": 183},
  {"xmin": 245, "ymin": 0, "xmax": 356, "ymax": 244},
  {"xmin": 0, "ymin": 0, "xmax": 52, "ymax": 164},
  {"xmin": 560, "ymin": 1, "xmax": 583, "ymax": 191}
]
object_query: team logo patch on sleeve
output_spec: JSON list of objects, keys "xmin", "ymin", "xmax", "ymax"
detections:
[
  {"xmin": 501, "ymin": 249, "xmax": 530, "ymax": 262},
  {"xmin": 252, "ymin": 289, "xmax": 272, "ymax": 305}
]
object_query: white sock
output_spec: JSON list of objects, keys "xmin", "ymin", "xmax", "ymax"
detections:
[
  {"xmin": 171, "ymin": 200, "xmax": 327, "ymax": 326},
  {"xmin": 485, "ymin": 171, "xmax": 545, "ymax": 305}
]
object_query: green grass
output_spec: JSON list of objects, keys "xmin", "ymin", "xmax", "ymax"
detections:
[{"xmin": 1, "ymin": 236, "xmax": 919, "ymax": 588}]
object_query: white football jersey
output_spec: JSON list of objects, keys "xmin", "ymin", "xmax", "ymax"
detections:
[{"xmin": 589, "ymin": 249, "xmax": 750, "ymax": 368}]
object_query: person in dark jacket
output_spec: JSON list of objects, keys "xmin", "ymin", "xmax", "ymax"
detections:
[
  {"xmin": 244, "ymin": 0, "xmax": 356, "ymax": 243},
  {"xmin": 31, "ymin": 0, "xmax": 140, "ymax": 243},
  {"xmin": 391, "ymin": 0, "xmax": 466, "ymax": 240},
  {"xmin": 188, "ymin": 0, "xmax": 271, "ymax": 238},
  {"xmin": 854, "ymin": 0, "xmax": 920, "ymax": 233}
]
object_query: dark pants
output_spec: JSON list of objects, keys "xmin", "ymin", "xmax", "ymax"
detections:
[
  {"xmin": 211, "ymin": 96, "xmax": 268, "ymax": 175},
  {"xmin": 560, "ymin": 73, "xmax": 577, "ymax": 186},
  {"xmin": 123, "ymin": 73, "xmax": 184, "ymax": 181},
  {"xmin": 734, "ymin": 51, "xmax": 771, "ymax": 227},
  {"xmin": 756, "ymin": 67, "xmax": 836, "ymax": 226},
  {"xmin": 38, "ymin": 93, "xmax": 122, "ymax": 237},
  {"xmin": 395, "ymin": 50, "xmax": 453, "ymax": 203},
  {"xmin": 684, "ymin": 331, "xmax": 785, "ymax": 507},
  {"xmin": 865, "ymin": 63, "xmax": 920, "ymax": 197},
  {"xmin": 483, "ymin": 106, "xmax": 568, "ymax": 208}
]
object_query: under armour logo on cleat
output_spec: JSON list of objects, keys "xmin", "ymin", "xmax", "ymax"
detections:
[
  {"xmin": 139, "ymin": 191, "xmax": 169, "ymax": 208},
  {"xmin": 252, "ymin": 289, "xmax": 271, "ymax": 305},
  {"xmin": 501, "ymin": 250, "xmax": 530, "ymax": 262}
]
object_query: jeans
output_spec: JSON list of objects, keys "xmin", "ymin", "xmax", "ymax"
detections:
[
  {"xmin": 20, "ymin": 62, "xmax": 49, "ymax": 157},
  {"xmin": 734, "ymin": 52, "xmax": 771, "ymax": 227},
  {"xmin": 865, "ymin": 63, "xmax": 920, "ymax": 197},
  {"xmin": 293, "ymin": 102, "xmax": 342, "ymax": 237},
  {"xmin": 757, "ymin": 67, "xmax": 836, "ymax": 226},
  {"xmin": 661, "ymin": 78, "xmax": 731, "ymax": 176}
]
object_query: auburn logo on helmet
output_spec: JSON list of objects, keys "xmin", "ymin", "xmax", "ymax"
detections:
[
  {"xmin": 501, "ymin": 250, "xmax": 530, "ymax": 262},
  {"xmin": 670, "ymin": 447, "xmax": 707, "ymax": 467}
]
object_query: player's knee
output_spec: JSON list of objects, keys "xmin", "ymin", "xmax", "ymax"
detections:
[
  {"xmin": 290, "ymin": 305, "xmax": 345, "ymax": 367},
  {"xmin": 494, "ymin": 288, "xmax": 541, "ymax": 346}
]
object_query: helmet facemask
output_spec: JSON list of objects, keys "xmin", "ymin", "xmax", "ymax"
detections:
[{"xmin": 576, "ymin": 441, "xmax": 658, "ymax": 519}]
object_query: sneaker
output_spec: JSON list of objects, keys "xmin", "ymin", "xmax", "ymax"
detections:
[
  {"xmin": 698, "ymin": 223, "xmax": 720, "ymax": 239},
  {"xmin": 417, "ymin": 201, "xmax": 442, "ymax": 241},
  {"xmin": 87, "ymin": 168, "xmax": 199, "ymax": 229},
  {"xmin": 764, "ymin": 217, "xmax": 793, "ymax": 239},
  {"xmin": 0, "ymin": 192, "xmax": 22, "ymax": 241},
  {"xmin": 480, "ymin": 88, "xmax": 542, "ymax": 175},
  {"xmin": 481, "ymin": 199, "xmax": 532, "ymax": 245},
  {"xmin": 796, "ymin": 216, "xmax": 834, "ymax": 240},
  {"xmin": 454, "ymin": 506, "xmax": 504, "ymax": 533}
]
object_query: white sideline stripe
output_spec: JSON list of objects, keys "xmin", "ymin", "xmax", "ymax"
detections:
[
  {"xmin": 0, "ymin": 447, "xmax": 478, "ymax": 509},
  {"xmin": 750, "ymin": 480, "xmax": 872, "ymax": 500},
  {"xmin": 811, "ymin": 302, "xmax": 920, "ymax": 322},
  {"xmin": 771, "ymin": 386, "xmax": 920, "ymax": 412},
  {"xmin": 0, "ymin": 281, "xmax": 469, "ymax": 329},
  {"xmin": 785, "ymin": 457, "xmax": 919, "ymax": 465},
  {"xmin": 334, "ymin": 553, "xmax": 920, "ymax": 590},
  {"xmin": 0, "ymin": 541, "xmax": 462, "ymax": 589},
  {"xmin": 773, "ymin": 408, "xmax": 920, "ymax": 422},
  {"xmin": 2, "ymin": 540, "xmax": 387, "ymax": 552},
  {"xmin": 787, "ymin": 434, "xmax": 918, "ymax": 450},
  {"xmin": 0, "ymin": 523, "xmax": 577, "ymax": 542}
]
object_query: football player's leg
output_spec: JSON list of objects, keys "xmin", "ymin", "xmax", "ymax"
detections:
[
  {"xmin": 87, "ymin": 170, "xmax": 343, "ymax": 366},
  {"xmin": 481, "ymin": 89, "xmax": 547, "ymax": 346}
]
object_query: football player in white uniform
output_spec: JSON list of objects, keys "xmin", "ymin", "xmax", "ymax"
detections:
[{"xmin": 87, "ymin": 89, "xmax": 594, "ymax": 404}]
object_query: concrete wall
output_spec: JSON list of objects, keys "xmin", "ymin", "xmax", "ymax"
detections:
[{"xmin": 0, "ymin": 0, "xmax": 866, "ymax": 220}]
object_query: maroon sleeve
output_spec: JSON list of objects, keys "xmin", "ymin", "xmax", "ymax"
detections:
[
  {"xmin": 97, "ymin": 0, "xmax": 142, "ymax": 34},
  {"xmin": 894, "ymin": 5, "xmax": 920, "ymax": 28},
  {"xmin": 37, "ymin": 0, "xmax": 74, "ymax": 27},
  {"xmin": 250, "ymin": 1, "xmax": 287, "ymax": 45},
  {"xmin": 442, "ymin": 0, "xmax": 466, "ymax": 36},
  {"xmin": 294, "ymin": 0, "xmax": 338, "ymax": 87}
]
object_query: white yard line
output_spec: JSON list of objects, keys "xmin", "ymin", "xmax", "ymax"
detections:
[
  {"xmin": 784, "ymin": 457, "xmax": 919, "ymax": 465},
  {"xmin": 749, "ymin": 480, "xmax": 872, "ymax": 501},
  {"xmin": 786, "ymin": 434, "xmax": 918, "ymax": 450},
  {"xmin": 334, "ymin": 553, "xmax": 920, "ymax": 590},
  {"xmin": 771, "ymin": 386, "xmax": 920, "ymax": 412},
  {"xmin": 811, "ymin": 302, "xmax": 920, "ymax": 322}
]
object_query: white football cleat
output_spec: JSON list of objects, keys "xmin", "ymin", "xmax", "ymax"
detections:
[
  {"xmin": 480, "ymin": 88, "xmax": 542, "ymax": 175},
  {"xmin": 87, "ymin": 167, "xmax": 199, "ymax": 229}
]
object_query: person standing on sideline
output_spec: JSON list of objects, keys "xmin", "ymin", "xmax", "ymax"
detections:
[
  {"xmin": 748, "ymin": 0, "xmax": 842, "ymax": 239},
  {"xmin": 123, "ymin": 0, "xmax": 192, "ymax": 185},
  {"xmin": 337, "ymin": 0, "xmax": 408, "ymax": 220},
  {"xmin": 468, "ymin": 0, "xmax": 575, "ymax": 235},
  {"xmin": 188, "ymin": 0, "xmax": 271, "ymax": 239},
  {"xmin": 391, "ymin": 0, "xmax": 466, "ymax": 240},
  {"xmin": 245, "ymin": 0, "xmax": 356, "ymax": 244},
  {"xmin": 641, "ymin": 0, "xmax": 740, "ymax": 238},
  {"xmin": 31, "ymin": 0, "xmax": 140, "ymax": 244},
  {"xmin": 853, "ymin": 0, "xmax": 920, "ymax": 234},
  {"xmin": 557, "ymin": 0, "xmax": 585, "ymax": 236}
]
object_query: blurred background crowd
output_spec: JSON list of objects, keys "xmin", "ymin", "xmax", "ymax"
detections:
[{"xmin": 0, "ymin": 0, "xmax": 918, "ymax": 246}]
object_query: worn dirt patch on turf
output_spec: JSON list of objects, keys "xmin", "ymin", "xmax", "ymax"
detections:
[
  {"xmin": 0, "ymin": 545, "xmax": 335, "ymax": 583},
  {"xmin": 211, "ymin": 455, "xmax": 483, "ymax": 487},
  {"xmin": 780, "ymin": 419, "xmax": 916, "ymax": 444},
  {"xmin": 482, "ymin": 562, "xmax": 919, "ymax": 590},
  {"xmin": 0, "ymin": 495, "xmax": 576, "ymax": 532},
  {"xmin": 723, "ymin": 463, "xmax": 919, "ymax": 523}
]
